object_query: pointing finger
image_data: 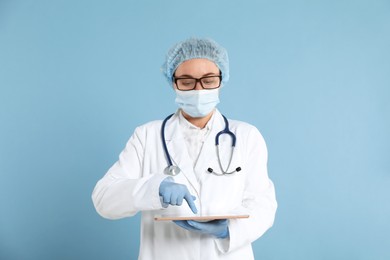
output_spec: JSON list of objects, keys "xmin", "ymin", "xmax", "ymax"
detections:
[{"xmin": 184, "ymin": 193, "xmax": 198, "ymax": 214}]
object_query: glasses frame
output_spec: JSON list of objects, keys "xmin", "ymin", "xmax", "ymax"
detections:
[{"xmin": 173, "ymin": 75, "xmax": 222, "ymax": 91}]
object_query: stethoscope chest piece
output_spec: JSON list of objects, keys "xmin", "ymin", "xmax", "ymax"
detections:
[{"xmin": 164, "ymin": 165, "xmax": 181, "ymax": 176}]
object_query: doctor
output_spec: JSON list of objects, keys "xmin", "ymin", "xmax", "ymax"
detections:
[{"xmin": 92, "ymin": 37, "xmax": 277, "ymax": 259}]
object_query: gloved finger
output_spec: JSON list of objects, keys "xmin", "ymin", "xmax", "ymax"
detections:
[
  {"xmin": 188, "ymin": 219, "xmax": 228, "ymax": 229},
  {"xmin": 170, "ymin": 193, "xmax": 179, "ymax": 205},
  {"xmin": 176, "ymin": 196, "xmax": 184, "ymax": 206},
  {"xmin": 184, "ymin": 193, "xmax": 198, "ymax": 214},
  {"xmin": 159, "ymin": 196, "xmax": 169, "ymax": 208},
  {"xmin": 173, "ymin": 220, "xmax": 199, "ymax": 232},
  {"xmin": 162, "ymin": 191, "xmax": 172, "ymax": 204},
  {"xmin": 209, "ymin": 219, "xmax": 228, "ymax": 225},
  {"xmin": 187, "ymin": 220, "xmax": 203, "ymax": 229}
]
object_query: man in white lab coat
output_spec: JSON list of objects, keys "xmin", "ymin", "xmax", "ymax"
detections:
[{"xmin": 92, "ymin": 37, "xmax": 277, "ymax": 259}]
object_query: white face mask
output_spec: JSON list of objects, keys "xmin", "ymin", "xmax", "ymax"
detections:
[{"xmin": 175, "ymin": 89, "xmax": 220, "ymax": 118}]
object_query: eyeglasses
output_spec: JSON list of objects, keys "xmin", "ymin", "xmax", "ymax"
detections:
[{"xmin": 173, "ymin": 75, "xmax": 222, "ymax": 91}]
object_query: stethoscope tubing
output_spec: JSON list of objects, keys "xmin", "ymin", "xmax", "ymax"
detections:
[
  {"xmin": 161, "ymin": 113, "xmax": 175, "ymax": 167},
  {"xmin": 215, "ymin": 115, "xmax": 236, "ymax": 147},
  {"xmin": 161, "ymin": 113, "xmax": 241, "ymax": 176}
]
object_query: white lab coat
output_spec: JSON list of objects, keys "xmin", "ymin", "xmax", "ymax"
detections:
[{"xmin": 92, "ymin": 110, "xmax": 277, "ymax": 260}]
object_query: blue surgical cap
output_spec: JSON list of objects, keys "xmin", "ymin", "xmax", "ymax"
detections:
[{"xmin": 162, "ymin": 37, "xmax": 229, "ymax": 85}]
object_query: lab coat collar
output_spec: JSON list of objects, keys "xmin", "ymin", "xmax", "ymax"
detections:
[
  {"xmin": 164, "ymin": 109, "xmax": 223, "ymax": 142},
  {"xmin": 178, "ymin": 109, "xmax": 214, "ymax": 132}
]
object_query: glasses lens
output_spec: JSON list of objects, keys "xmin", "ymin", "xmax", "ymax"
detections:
[
  {"xmin": 176, "ymin": 78, "xmax": 196, "ymax": 90},
  {"xmin": 200, "ymin": 76, "xmax": 220, "ymax": 89}
]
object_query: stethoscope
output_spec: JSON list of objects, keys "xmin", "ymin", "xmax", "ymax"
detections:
[{"xmin": 161, "ymin": 113, "xmax": 242, "ymax": 176}]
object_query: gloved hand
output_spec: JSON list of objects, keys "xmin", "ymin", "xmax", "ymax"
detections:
[
  {"xmin": 173, "ymin": 219, "xmax": 229, "ymax": 239},
  {"xmin": 159, "ymin": 178, "xmax": 198, "ymax": 214}
]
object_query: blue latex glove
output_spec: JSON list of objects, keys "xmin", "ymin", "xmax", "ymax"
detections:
[
  {"xmin": 159, "ymin": 178, "xmax": 198, "ymax": 214},
  {"xmin": 173, "ymin": 219, "xmax": 229, "ymax": 239}
]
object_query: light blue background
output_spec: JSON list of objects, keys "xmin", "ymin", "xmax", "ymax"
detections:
[{"xmin": 1, "ymin": 0, "xmax": 389, "ymax": 259}]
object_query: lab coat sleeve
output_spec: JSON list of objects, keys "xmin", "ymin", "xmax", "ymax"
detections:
[
  {"xmin": 215, "ymin": 126, "xmax": 277, "ymax": 253},
  {"xmin": 92, "ymin": 125, "xmax": 167, "ymax": 220}
]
